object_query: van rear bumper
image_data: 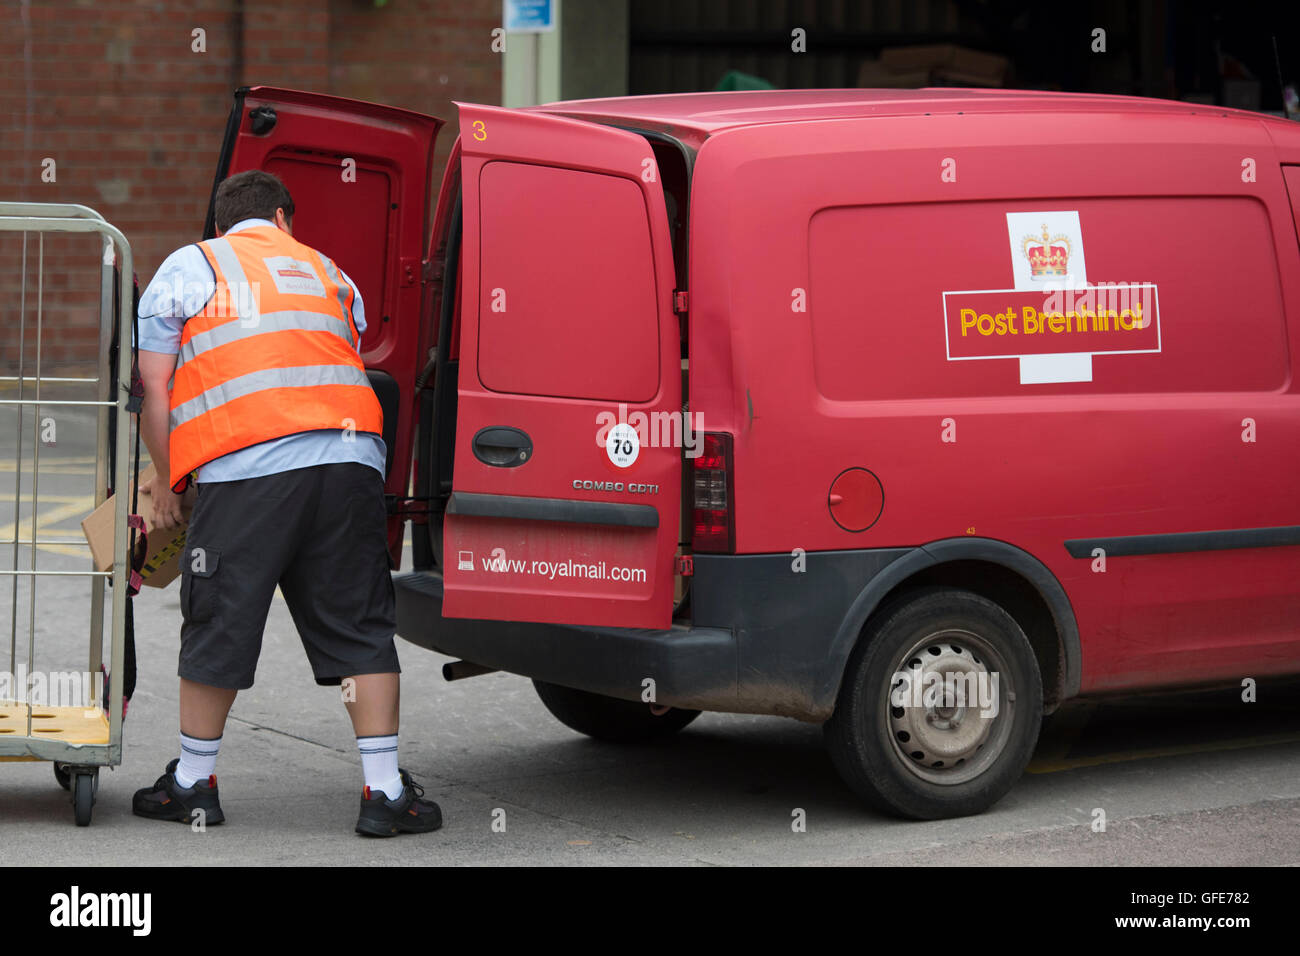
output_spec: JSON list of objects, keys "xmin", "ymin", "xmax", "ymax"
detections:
[
  {"xmin": 393, "ymin": 570, "xmax": 740, "ymax": 713},
  {"xmin": 393, "ymin": 548, "xmax": 914, "ymax": 720}
]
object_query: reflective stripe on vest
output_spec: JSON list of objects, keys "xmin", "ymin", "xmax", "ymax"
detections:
[
  {"xmin": 318, "ymin": 254, "xmax": 357, "ymax": 333},
  {"xmin": 167, "ymin": 225, "xmax": 383, "ymax": 491},
  {"xmin": 178, "ymin": 310, "xmax": 356, "ymax": 369}
]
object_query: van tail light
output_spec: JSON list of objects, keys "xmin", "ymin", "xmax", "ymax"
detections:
[{"xmin": 692, "ymin": 432, "xmax": 735, "ymax": 553}]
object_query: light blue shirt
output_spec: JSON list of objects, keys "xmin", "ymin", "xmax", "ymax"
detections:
[{"xmin": 136, "ymin": 218, "xmax": 387, "ymax": 483}]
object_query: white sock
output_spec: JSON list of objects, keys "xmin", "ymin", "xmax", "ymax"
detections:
[
  {"xmin": 357, "ymin": 734, "xmax": 403, "ymax": 800},
  {"xmin": 175, "ymin": 733, "xmax": 221, "ymax": 789}
]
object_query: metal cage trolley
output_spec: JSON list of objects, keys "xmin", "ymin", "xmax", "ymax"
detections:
[{"xmin": 0, "ymin": 202, "xmax": 133, "ymax": 825}]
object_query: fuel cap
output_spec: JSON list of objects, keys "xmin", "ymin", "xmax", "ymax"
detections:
[{"xmin": 828, "ymin": 468, "xmax": 884, "ymax": 532}]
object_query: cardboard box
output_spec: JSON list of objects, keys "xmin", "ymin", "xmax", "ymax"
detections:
[
  {"xmin": 81, "ymin": 464, "xmax": 194, "ymax": 589},
  {"xmin": 877, "ymin": 44, "xmax": 1010, "ymax": 88},
  {"xmin": 1222, "ymin": 79, "xmax": 1261, "ymax": 113},
  {"xmin": 857, "ymin": 58, "xmax": 933, "ymax": 89}
]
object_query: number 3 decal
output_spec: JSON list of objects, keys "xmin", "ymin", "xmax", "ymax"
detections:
[{"xmin": 472, "ymin": 119, "xmax": 487, "ymax": 142}]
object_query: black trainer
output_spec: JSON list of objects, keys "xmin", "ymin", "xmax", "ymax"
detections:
[
  {"xmin": 132, "ymin": 757, "xmax": 224, "ymax": 825},
  {"xmin": 355, "ymin": 768, "xmax": 443, "ymax": 836}
]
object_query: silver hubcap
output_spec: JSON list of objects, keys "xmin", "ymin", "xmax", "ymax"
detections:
[{"xmin": 886, "ymin": 628, "xmax": 1014, "ymax": 786}]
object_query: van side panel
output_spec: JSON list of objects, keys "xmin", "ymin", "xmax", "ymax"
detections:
[{"xmin": 690, "ymin": 111, "xmax": 1300, "ymax": 695}]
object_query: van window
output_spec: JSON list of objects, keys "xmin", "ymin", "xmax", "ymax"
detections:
[
  {"xmin": 808, "ymin": 197, "xmax": 1288, "ymax": 400},
  {"xmin": 477, "ymin": 161, "xmax": 660, "ymax": 402}
]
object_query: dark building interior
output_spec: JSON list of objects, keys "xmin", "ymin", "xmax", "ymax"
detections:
[{"xmin": 628, "ymin": 0, "xmax": 1300, "ymax": 116}]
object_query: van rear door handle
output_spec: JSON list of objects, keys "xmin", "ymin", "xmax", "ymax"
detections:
[{"xmin": 472, "ymin": 426, "xmax": 532, "ymax": 467}]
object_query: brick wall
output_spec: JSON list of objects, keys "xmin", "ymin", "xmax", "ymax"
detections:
[{"xmin": 1, "ymin": 0, "xmax": 501, "ymax": 374}]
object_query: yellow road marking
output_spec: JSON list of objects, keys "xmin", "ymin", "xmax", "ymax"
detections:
[
  {"xmin": 0, "ymin": 455, "xmax": 99, "ymax": 462},
  {"xmin": 1028, "ymin": 729, "xmax": 1300, "ymax": 773},
  {"xmin": 1, "ymin": 496, "xmax": 98, "ymax": 533},
  {"xmin": 1, "ymin": 494, "xmax": 98, "ymax": 509},
  {"xmin": 1027, "ymin": 700, "xmax": 1098, "ymax": 771},
  {"xmin": 0, "ymin": 495, "xmax": 98, "ymax": 558},
  {"xmin": 0, "ymin": 460, "xmax": 98, "ymax": 475}
]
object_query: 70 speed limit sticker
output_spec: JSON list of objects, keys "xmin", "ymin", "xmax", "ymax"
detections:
[{"xmin": 606, "ymin": 423, "xmax": 640, "ymax": 468}]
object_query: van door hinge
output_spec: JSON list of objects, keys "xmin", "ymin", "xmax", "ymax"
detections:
[
  {"xmin": 675, "ymin": 554, "xmax": 694, "ymax": 576},
  {"xmin": 387, "ymin": 495, "xmax": 436, "ymax": 522},
  {"xmin": 673, "ymin": 290, "xmax": 689, "ymax": 314},
  {"xmin": 401, "ymin": 257, "xmax": 419, "ymax": 287}
]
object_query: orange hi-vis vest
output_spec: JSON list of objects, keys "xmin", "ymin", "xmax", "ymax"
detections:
[{"xmin": 168, "ymin": 224, "xmax": 383, "ymax": 491}]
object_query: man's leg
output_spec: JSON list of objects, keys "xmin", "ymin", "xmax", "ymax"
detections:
[
  {"xmin": 174, "ymin": 678, "xmax": 238, "ymax": 788},
  {"xmin": 180, "ymin": 678, "xmax": 238, "ymax": 736},
  {"xmin": 280, "ymin": 463, "xmax": 440, "ymax": 833},
  {"xmin": 135, "ymin": 471, "xmax": 305, "ymax": 821},
  {"xmin": 343, "ymin": 672, "xmax": 398, "ymax": 737},
  {"xmin": 344, "ymin": 672, "xmax": 402, "ymax": 801},
  {"xmin": 279, "ymin": 463, "xmax": 405, "ymax": 799}
]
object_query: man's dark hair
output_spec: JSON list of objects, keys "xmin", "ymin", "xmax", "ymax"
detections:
[{"xmin": 213, "ymin": 170, "xmax": 295, "ymax": 232}]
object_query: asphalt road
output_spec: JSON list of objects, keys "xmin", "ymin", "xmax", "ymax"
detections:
[{"xmin": 1, "ymin": 390, "xmax": 1298, "ymax": 865}]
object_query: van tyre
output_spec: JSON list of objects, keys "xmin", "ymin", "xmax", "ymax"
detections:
[
  {"xmin": 533, "ymin": 680, "xmax": 700, "ymax": 743},
  {"xmin": 824, "ymin": 587, "xmax": 1042, "ymax": 820}
]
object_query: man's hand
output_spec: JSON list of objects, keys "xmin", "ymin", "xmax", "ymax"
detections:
[{"xmin": 147, "ymin": 473, "xmax": 186, "ymax": 530}]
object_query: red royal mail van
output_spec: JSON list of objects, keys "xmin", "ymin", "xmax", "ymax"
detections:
[{"xmin": 206, "ymin": 86, "xmax": 1300, "ymax": 819}]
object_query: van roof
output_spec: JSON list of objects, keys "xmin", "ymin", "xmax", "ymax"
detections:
[{"xmin": 534, "ymin": 87, "xmax": 1288, "ymax": 149}]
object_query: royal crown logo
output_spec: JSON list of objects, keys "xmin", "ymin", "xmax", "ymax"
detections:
[{"xmin": 1021, "ymin": 224, "xmax": 1071, "ymax": 279}]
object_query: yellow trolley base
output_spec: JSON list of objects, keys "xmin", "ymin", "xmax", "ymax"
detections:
[{"xmin": 0, "ymin": 700, "xmax": 111, "ymax": 761}]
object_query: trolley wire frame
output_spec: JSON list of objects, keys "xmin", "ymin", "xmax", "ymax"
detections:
[{"xmin": 0, "ymin": 202, "xmax": 133, "ymax": 768}]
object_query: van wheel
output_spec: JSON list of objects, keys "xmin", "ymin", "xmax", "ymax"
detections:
[
  {"xmin": 533, "ymin": 680, "xmax": 700, "ymax": 743},
  {"xmin": 824, "ymin": 587, "xmax": 1042, "ymax": 820}
]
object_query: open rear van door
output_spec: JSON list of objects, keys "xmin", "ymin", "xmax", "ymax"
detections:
[
  {"xmin": 441, "ymin": 104, "xmax": 682, "ymax": 629},
  {"xmin": 206, "ymin": 86, "xmax": 443, "ymax": 565}
]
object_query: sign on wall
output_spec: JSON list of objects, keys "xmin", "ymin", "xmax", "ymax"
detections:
[{"xmin": 505, "ymin": 0, "xmax": 555, "ymax": 32}]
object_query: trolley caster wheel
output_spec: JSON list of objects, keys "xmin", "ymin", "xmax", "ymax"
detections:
[
  {"xmin": 72, "ymin": 770, "xmax": 97, "ymax": 826},
  {"xmin": 54, "ymin": 762, "xmax": 71, "ymax": 791}
]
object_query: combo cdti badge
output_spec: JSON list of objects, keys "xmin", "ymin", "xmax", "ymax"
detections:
[{"xmin": 207, "ymin": 86, "xmax": 1300, "ymax": 819}]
